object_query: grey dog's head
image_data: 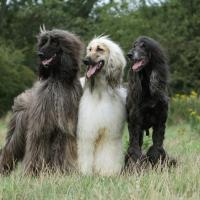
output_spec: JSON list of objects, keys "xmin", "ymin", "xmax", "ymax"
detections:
[{"xmin": 37, "ymin": 27, "xmax": 83, "ymax": 81}]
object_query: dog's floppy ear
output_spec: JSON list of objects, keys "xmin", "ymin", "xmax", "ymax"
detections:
[
  {"xmin": 106, "ymin": 46, "xmax": 126, "ymax": 88},
  {"xmin": 59, "ymin": 33, "xmax": 83, "ymax": 81},
  {"xmin": 61, "ymin": 52, "xmax": 73, "ymax": 69},
  {"xmin": 59, "ymin": 48, "xmax": 76, "ymax": 81}
]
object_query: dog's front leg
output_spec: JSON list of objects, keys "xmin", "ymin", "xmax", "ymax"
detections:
[
  {"xmin": 146, "ymin": 124, "xmax": 166, "ymax": 166},
  {"xmin": 126, "ymin": 122, "xmax": 146, "ymax": 167},
  {"xmin": 146, "ymin": 101, "xmax": 168, "ymax": 166},
  {"xmin": 78, "ymin": 138, "xmax": 95, "ymax": 175},
  {"xmin": 22, "ymin": 110, "xmax": 52, "ymax": 175},
  {"xmin": 23, "ymin": 130, "xmax": 51, "ymax": 175}
]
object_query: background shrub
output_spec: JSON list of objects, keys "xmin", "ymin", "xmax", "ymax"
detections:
[
  {"xmin": 168, "ymin": 91, "xmax": 200, "ymax": 133},
  {"xmin": 0, "ymin": 40, "xmax": 35, "ymax": 116}
]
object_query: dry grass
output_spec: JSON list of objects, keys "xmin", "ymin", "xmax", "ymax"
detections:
[{"xmin": 0, "ymin": 118, "xmax": 199, "ymax": 200}]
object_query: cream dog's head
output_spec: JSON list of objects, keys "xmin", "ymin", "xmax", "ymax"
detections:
[{"xmin": 83, "ymin": 36, "xmax": 126, "ymax": 88}]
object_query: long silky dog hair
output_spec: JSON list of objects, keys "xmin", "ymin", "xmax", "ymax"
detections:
[
  {"xmin": 0, "ymin": 28, "xmax": 83, "ymax": 175},
  {"xmin": 126, "ymin": 36, "xmax": 173, "ymax": 167}
]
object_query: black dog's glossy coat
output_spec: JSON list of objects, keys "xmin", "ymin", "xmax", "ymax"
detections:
[{"xmin": 126, "ymin": 36, "xmax": 170, "ymax": 167}]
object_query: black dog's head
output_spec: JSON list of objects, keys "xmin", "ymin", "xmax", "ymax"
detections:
[
  {"xmin": 37, "ymin": 27, "xmax": 83, "ymax": 80},
  {"xmin": 127, "ymin": 36, "xmax": 166, "ymax": 72}
]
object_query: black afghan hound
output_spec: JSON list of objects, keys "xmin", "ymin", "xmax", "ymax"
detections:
[
  {"xmin": 126, "ymin": 36, "xmax": 174, "ymax": 167},
  {"xmin": 0, "ymin": 28, "xmax": 83, "ymax": 175}
]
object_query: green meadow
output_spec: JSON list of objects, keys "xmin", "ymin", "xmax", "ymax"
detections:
[{"xmin": 0, "ymin": 115, "xmax": 199, "ymax": 200}]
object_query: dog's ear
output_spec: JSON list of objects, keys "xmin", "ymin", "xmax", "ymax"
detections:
[
  {"xmin": 39, "ymin": 24, "xmax": 46, "ymax": 34},
  {"xmin": 149, "ymin": 68, "xmax": 169, "ymax": 103},
  {"xmin": 59, "ymin": 36, "xmax": 83, "ymax": 81},
  {"xmin": 60, "ymin": 50, "xmax": 77, "ymax": 81},
  {"xmin": 106, "ymin": 47, "xmax": 126, "ymax": 88},
  {"xmin": 61, "ymin": 52, "xmax": 73, "ymax": 69}
]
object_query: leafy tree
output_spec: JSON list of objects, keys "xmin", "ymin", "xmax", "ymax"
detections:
[
  {"xmin": 0, "ymin": 40, "xmax": 35, "ymax": 116},
  {"xmin": 0, "ymin": 0, "xmax": 200, "ymax": 116},
  {"xmin": 89, "ymin": 0, "xmax": 200, "ymax": 93}
]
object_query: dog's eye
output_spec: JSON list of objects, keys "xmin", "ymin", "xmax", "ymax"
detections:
[
  {"xmin": 97, "ymin": 47, "xmax": 104, "ymax": 52},
  {"xmin": 51, "ymin": 38, "xmax": 58, "ymax": 46},
  {"xmin": 133, "ymin": 43, "xmax": 137, "ymax": 48},
  {"xmin": 140, "ymin": 42, "xmax": 145, "ymax": 48},
  {"xmin": 88, "ymin": 48, "xmax": 92, "ymax": 51},
  {"xmin": 40, "ymin": 38, "xmax": 48, "ymax": 46}
]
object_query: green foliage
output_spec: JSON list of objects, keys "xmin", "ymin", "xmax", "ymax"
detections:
[
  {"xmin": 0, "ymin": 0, "xmax": 99, "ymax": 69},
  {"xmin": 0, "ymin": 0, "xmax": 200, "ymax": 114},
  {"xmin": 91, "ymin": 0, "xmax": 200, "ymax": 93},
  {"xmin": 0, "ymin": 40, "xmax": 35, "ymax": 116},
  {"xmin": 168, "ymin": 91, "xmax": 200, "ymax": 133}
]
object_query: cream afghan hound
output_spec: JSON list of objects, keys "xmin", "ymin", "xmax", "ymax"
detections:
[{"xmin": 77, "ymin": 36, "xmax": 126, "ymax": 176}]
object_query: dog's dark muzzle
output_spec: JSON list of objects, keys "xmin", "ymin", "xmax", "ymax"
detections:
[
  {"xmin": 127, "ymin": 47, "xmax": 147, "ymax": 61},
  {"xmin": 37, "ymin": 51, "xmax": 45, "ymax": 59},
  {"xmin": 127, "ymin": 51, "xmax": 133, "ymax": 60},
  {"xmin": 83, "ymin": 57, "xmax": 96, "ymax": 66}
]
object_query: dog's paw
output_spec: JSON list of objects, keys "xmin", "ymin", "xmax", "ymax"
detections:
[
  {"xmin": 0, "ymin": 155, "xmax": 12, "ymax": 176},
  {"xmin": 125, "ymin": 147, "xmax": 142, "ymax": 162},
  {"xmin": 146, "ymin": 145, "xmax": 166, "ymax": 166},
  {"xmin": 125, "ymin": 147, "xmax": 147, "ymax": 168},
  {"xmin": 165, "ymin": 157, "xmax": 177, "ymax": 168}
]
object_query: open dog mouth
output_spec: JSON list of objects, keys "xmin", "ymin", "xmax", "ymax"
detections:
[
  {"xmin": 41, "ymin": 54, "xmax": 56, "ymax": 67},
  {"xmin": 132, "ymin": 59, "xmax": 145, "ymax": 71},
  {"xmin": 86, "ymin": 60, "xmax": 104, "ymax": 78}
]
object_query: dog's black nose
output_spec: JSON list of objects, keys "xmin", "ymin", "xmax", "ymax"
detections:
[
  {"xmin": 37, "ymin": 51, "xmax": 45, "ymax": 59},
  {"xmin": 127, "ymin": 52, "xmax": 133, "ymax": 59},
  {"xmin": 83, "ymin": 57, "xmax": 91, "ymax": 65}
]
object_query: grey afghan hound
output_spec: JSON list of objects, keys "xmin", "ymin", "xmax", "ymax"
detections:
[{"xmin": 0, "ymin": 28, "xmax": 83, "ymax": 175}]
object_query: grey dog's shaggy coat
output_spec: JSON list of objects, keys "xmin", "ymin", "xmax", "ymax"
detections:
[{"xmin": 0, "ymin": 29, "xmax": 83, "ymax": 175}]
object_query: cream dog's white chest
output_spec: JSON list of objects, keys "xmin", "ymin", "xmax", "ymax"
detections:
[{"xmin": 78, "ymin": 88, "xmax": 125, "ymax": 140}]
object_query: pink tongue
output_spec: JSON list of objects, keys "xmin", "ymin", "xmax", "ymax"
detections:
[
  {"xmin": 42, "ymin": 57, "xmax": 53, "ymax": 65},
  {"xmin": 132, "ymin": 60, "xmax": 143, "ymax": 70},
  {"xmin": 87, "ymin": 65, "xmax": 98, "ymax": 78}
]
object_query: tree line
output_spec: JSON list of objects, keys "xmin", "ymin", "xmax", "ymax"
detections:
[{"xmin": 0, "ymin": 0, "xmax": 199, "ymax": 116}]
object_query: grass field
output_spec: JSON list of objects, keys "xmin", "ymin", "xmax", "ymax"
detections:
[{"xmin": 0, "ymin": 118, "xmax": 200, "ymax": 200}]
